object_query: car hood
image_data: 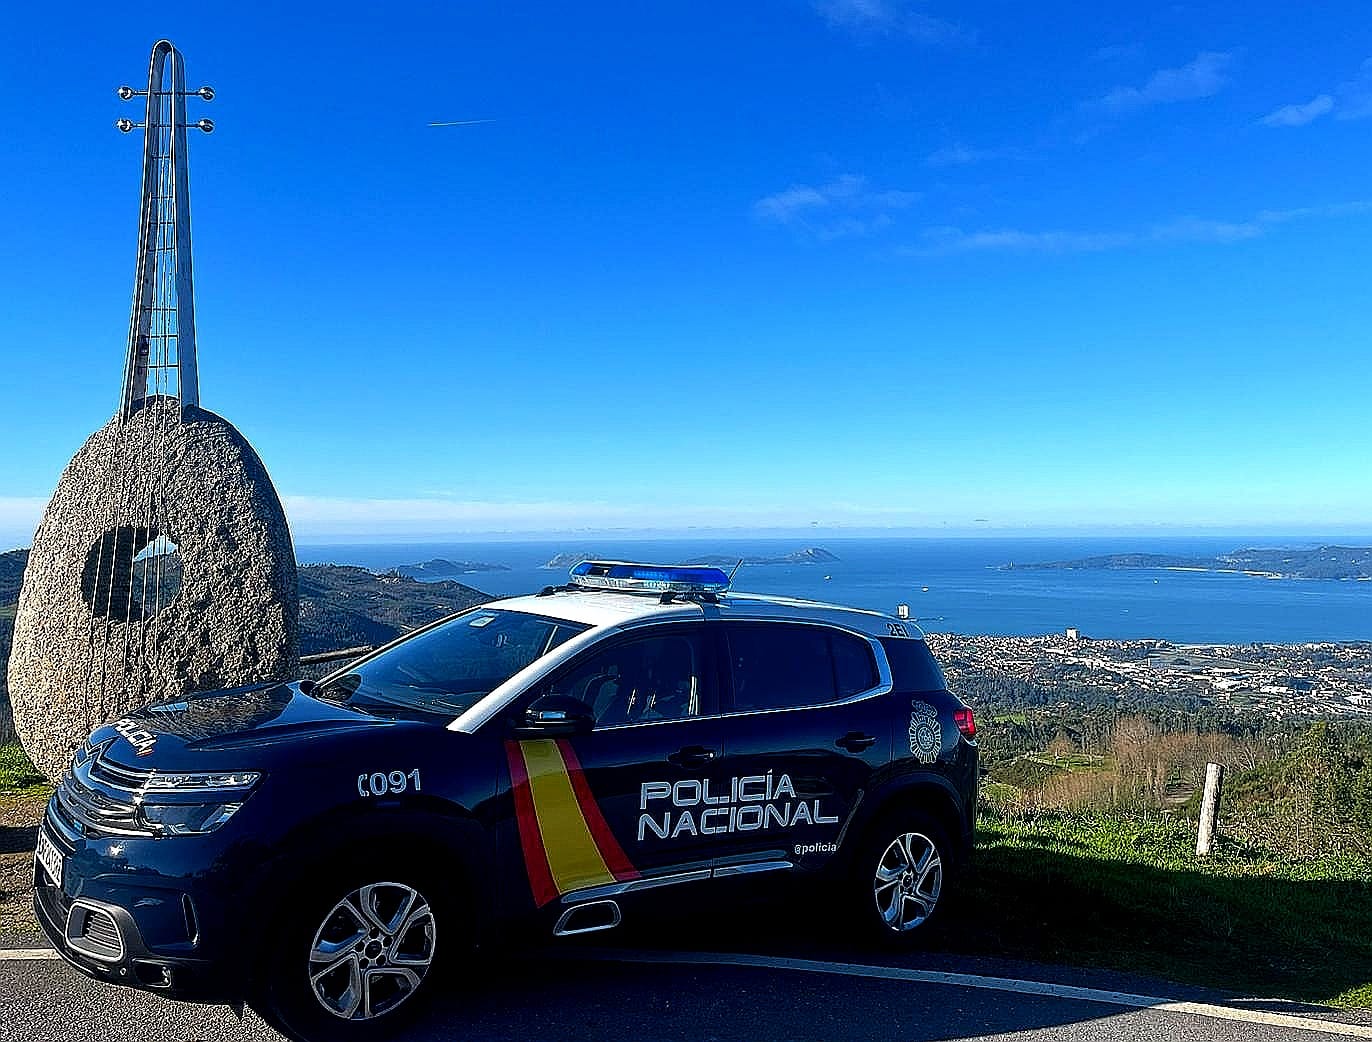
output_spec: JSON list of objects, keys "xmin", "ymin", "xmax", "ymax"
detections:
[{"xmin": 88, "ymin": 681, "xmax": 404, "ymax": 767}]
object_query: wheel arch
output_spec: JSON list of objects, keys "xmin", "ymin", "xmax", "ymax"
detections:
[
  {"xmin": 845, "ymin": 771, "xmax": 972, "ymax": 870},
  {"xmin": 235, "ymin": 797, "xmax": 493, "ymax": 975}
]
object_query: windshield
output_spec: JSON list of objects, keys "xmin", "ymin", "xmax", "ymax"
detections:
[{"xmin": 314, "ymin": 609, "xmax": 589, "ymax": 717}]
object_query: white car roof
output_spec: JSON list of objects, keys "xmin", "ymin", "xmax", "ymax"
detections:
[
  {"xmin": 448, "ymin": 587, "xmax": 920, "ymax": 734},
  {"xmin": 493, "ymin": 588, "xmax": 918, "ymax": 641}
]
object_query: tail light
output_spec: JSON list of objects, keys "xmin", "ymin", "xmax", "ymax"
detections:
[{"xmin": 953, "ymin": 707, "xmax": 976, "ymax": 740}]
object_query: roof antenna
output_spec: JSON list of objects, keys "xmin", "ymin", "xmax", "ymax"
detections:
[{"xmin": 727, "ymin": 558, "xmax": 744, "ymax": 586}]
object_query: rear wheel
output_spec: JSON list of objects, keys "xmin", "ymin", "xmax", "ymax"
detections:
[
  {"xmin": 852, "ymin": 810, "xmax": 951, "ymax": 944},
  {"xmin": 253, "ymin": 861, "xmax": 452, "ymax": 1041}
]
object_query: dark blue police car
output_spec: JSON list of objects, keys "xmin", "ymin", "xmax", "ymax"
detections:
[{"xmin": 35, "ymin": 561, "xmax": 977, "ymax": 1039}]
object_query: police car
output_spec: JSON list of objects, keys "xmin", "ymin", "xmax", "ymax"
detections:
[{"xmin": 35, "ymin": 561, "xmax": 977, "ymax": 1039}]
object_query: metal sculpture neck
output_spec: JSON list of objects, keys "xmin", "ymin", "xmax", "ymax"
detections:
[{"xmin": 119, "ymin": 40, "xmax": 212, "ymax": 422}]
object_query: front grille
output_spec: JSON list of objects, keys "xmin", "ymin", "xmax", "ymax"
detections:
[
  {"xmin": 51, "ymin": 743, "xmax": 153, "ymax": 838},
  {"xmin": 67, "ymin": 904, "xmax": 125, "ymax": 961},
  {"xmin": 87, "ymin": 754, "xmax": 150, "ymax": 793}
]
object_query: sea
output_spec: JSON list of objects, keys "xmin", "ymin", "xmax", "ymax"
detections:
[{"xmin": 294, "ymin": 536, "xmax": 1372, "ymax": 646}]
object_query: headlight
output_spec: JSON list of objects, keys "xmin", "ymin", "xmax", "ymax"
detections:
[
  {"xmin": 138, "ymin": 801, "xmax": 244, "ymax": 836},
  {"xmin": 143, "ymin": 771, "xmax": 261, "ymax": 792},
  {"xmin": 137, "ymin": 771, "xmax": 262, "ymax": 835}
]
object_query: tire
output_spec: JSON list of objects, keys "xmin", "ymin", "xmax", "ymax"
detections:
[
  {"xmin": 851, "ymin": 809, "xmax": 953, "ymax": 945},
  {"xmin": 251, "ymin": 856, "xmax": 453, "ymax": 1042}
]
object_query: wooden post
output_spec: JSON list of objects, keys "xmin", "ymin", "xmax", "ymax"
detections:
[{"xmin": 1196, "ymin": 762, "xmax": 1225, "ymax": 856}]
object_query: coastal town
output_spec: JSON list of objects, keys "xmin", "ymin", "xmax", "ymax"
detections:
[{"xmin": 928, "ymin": 630, "xmax": 1372, "ymax": 719}]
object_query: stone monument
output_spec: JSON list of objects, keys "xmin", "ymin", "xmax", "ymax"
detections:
[{"xmin": 8, "ymin": 40, "xmax": 299, "ymax": 779}]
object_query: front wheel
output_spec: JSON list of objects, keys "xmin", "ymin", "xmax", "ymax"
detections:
[
  {"xmin": 852, "ymin": 811, "xmax": 951, "ymax": 944},
  {"xmin": 254, "ymin": 867, "xmax": 448, "ymax": 1041}
]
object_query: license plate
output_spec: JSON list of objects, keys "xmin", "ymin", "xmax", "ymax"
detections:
[{"xmin": 35, "ymin": 829, "xmax": 64, "ymax": 887}]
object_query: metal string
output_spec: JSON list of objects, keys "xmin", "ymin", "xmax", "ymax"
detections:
[
  {"xmin": 144, "ymin": 77, "xmax": 181, "ymax": 704},
  {"xmin": 84, "ymin": 56, "xmax": 164, "ymax": 733},
  {"xmin": 79, "ymin": 45, "xmax": 202, "ymax": 732},
  {"xmin": 127, "ymin": 88, "xmax": 174, "ymax": 707}
]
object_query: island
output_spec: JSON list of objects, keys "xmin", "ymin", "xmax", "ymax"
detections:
[
  {"xmin": 390, "ymin": 558, "xmax": 510, "ymax": 579},
  {"xmin": 1002, "ymin": 545, "xmax": 1372, "ymax": 581},
  {"xmin": 543, "ymin": 547, "xmax": 839, "ymax": 569}
]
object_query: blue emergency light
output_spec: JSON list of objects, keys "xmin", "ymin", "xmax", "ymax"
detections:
[{"xmin": 568, "ymin": 560, "xmax": 732, "ymax": 594}]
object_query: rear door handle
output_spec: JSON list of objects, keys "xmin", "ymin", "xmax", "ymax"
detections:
[
  {"xmin": 668, "ymin": 745, "xmax": 717, "ymax": 768},
  {"xmin": 837, "ymin": 731, "xmax": 877, "ymax": 753}
]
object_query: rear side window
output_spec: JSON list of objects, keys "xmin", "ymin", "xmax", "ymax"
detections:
[
  {"xmin": 832, "ymin": 631, "xmax": 880, "ymax": 696},
  {"xmin": 879, "ymin": 637, "xmax": 947, "ymax": 693},
  {"xmin": 725, "ymin": 623, "xmax": 879, "ymax": 712}
]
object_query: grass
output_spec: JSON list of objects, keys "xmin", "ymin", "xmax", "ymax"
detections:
[
  {"xmin": 947, "ymin": 809, "xmax": 1372, "ymax": 1006},
  {"xmin": 0, "ymin": 742, "xmax": 46, "ymax": 796},
  {"xmin": 990, "ymin": 711, "xmax": 1028, "ymax": 726},
  {"xmin": 1027, "ymin": 752, "xmax": 1106, "ymax": 770}
]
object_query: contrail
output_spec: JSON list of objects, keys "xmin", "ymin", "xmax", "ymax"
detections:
[{"xmin": 428, "ymin": 119, "xmax": 495, "ymax": 127}]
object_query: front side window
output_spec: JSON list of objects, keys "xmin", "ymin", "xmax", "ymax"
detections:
[
  {"xmin": 316, "ymin": 609, "xmax": 588, "ymax": 717},
  {"xmin": 552, "ymin": 633, "xmax": 703, "ymax": 726},
  {"xmin": 725, "ymin": 623, "xmax": 879, "ymax": 712}
]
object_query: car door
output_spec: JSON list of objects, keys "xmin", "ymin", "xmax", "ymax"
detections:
[
  {"xmin": 714, "ymin": 620, "xmax": 892, "ymax": 871},
  {"xmin": 499, "ymin": 623, "xmax": 729, "ymax": 910}
]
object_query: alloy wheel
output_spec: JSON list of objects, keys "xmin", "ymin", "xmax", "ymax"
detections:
[
  {"xmin": 873, "ymin": 831, "xmax": 942, "ymax": 932},
  {"xmin": 307, "ymin": 881, "xmax": 437, "ymax": 1021}
]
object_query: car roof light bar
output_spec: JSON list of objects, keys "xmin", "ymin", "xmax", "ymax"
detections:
[{"xmin": 568, "ymin": 560, "xmax": 732, "ymax": 594}]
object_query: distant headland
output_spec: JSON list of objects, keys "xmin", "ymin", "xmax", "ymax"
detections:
[
  {"xmin": 389, "ymin": 558, "xmax": 511, "ymax": 579},
  {"xmin": 1003, "ymin": 545, "xmax": 1372, "ymax": 581}
]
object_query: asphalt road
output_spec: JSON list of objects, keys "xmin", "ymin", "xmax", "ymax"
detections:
[
  {"xmin": 5, "ymin": 945, "xmax": 1372, "ymax": 1042},
  {"xmin": 5, "ymin": 870, "xmax": 1369, "ymax": 1042}
]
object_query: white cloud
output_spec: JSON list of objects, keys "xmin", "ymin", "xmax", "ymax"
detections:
[
  {"xmin": 1088, "ymin": 43, "xmax": 1145, "ymax": 66},
  {"xmin": 925, "ymin": 144, "xmax": 1022, "ymax": 167},
  {"xmin": 752, "ymin": 185, "xmax": 827, "ymax": 222},
  {"xmin": 1257, "ymin": 200, "xmax": 1372, "ymax": 223},
  {"xmin": 753, "ymin": 174, "xmax": 919, "ymax": 239},
  {"xmin": 914, "ymin": 199, "xmax": 1372, "ymax": 255},
  {"xmin": 813, "ymin": 0, "xmax": 971, "ymax": 46},
  {"xmin": 918, "ymin": 226, "xmax": 1130, "ymax": 254},
  {"xmin": 282, "ymin": 496, "xmax": 622, "ymax": 530},
  {"xmin": 1150, "ymin": 216, "xmax": 1263, "ymax": 244},
  {"xmin": 278, "ymin": 495, "xmax": 989, "ymax": 538},
  {"xmin": 1089, "ymin": 51, "xmax": 1233, "ymax": 115},
  {"xmin": 1259, "ymin": 94, "xmax": 1334, "ymax": 128},
  {"xmin": 1335, "ymin": 58, "xmax": 1372, "ymax": 121},
  {"xmin": 1258, "ymin": 58, "xmax": 1372, "ymax": 127}
]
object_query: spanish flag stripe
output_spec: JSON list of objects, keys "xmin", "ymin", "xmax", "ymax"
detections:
[
  {"xmin": 504, "ymin": 741, "xmax": 559, "ymax": 908},
  {"xmin": 556, "ymin": 739, "xmax": 640, "ymax": 881},
  {"xmin": 518, "ymin": 739, "xmax": 618, "ymax": 895}
]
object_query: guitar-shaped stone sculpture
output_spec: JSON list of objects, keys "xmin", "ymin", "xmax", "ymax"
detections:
[{"xmin": 8, "ymin": 41, "xmax": 298, "ymax": 779}]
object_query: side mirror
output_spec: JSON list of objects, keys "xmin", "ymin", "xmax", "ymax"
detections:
[{"xmin": 518, "ymin": 694, "xmax": 594, "ymax": 736}]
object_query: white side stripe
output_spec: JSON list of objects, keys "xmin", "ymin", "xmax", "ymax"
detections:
[
  {"xmin": 0, "ymin": 949, "xmax": 60, "ymax": 961},
  {"xmin": 572, "ymin": 950, "xmax": 1372, "ymax": 1039}
]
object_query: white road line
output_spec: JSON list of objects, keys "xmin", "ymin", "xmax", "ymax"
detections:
[
  {"xmin": 574, "ymin": 950, "xmax": 1372, "ymax": 1039},
  {"xmin": 0, "ymin": 949, "xmax": 59, "ymax": 961}
]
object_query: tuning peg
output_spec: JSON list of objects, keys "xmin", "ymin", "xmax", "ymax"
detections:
[
  {"xmin": 116, "ymin": 85, "xmax": 140, "ymax": 101},
  {"xmin": 193, "ymin": 118, "xmax": 214, "ymax": 133},
  {"xmin": 195, "ymin": 85, "xmax": 215, "ymax": 101},
  {"xmin": 115, "ymin": 118, "xmax": 141, "ymax": 133}
]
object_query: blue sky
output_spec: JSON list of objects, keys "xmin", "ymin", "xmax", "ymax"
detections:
[{"xmin": 3, "ymin": 1, "xmax": 1371, "ymax": 545}]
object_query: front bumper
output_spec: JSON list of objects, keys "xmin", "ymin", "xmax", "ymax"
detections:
[
  {"xmin": 34, "ymin": 865, "xmax": 230, "ymax": 1003},
  {"xmin": 33, "ymin": 807, "xmax": 242, "ymax": 1005}
]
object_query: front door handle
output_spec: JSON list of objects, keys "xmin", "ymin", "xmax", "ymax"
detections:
[
  {"xmin": 668, "ymin": 745, "xmax": 717, "ymax": 768},
  {"xmin": 837, "ymin": 731, "xmax": 878, "ymax": 753}
]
